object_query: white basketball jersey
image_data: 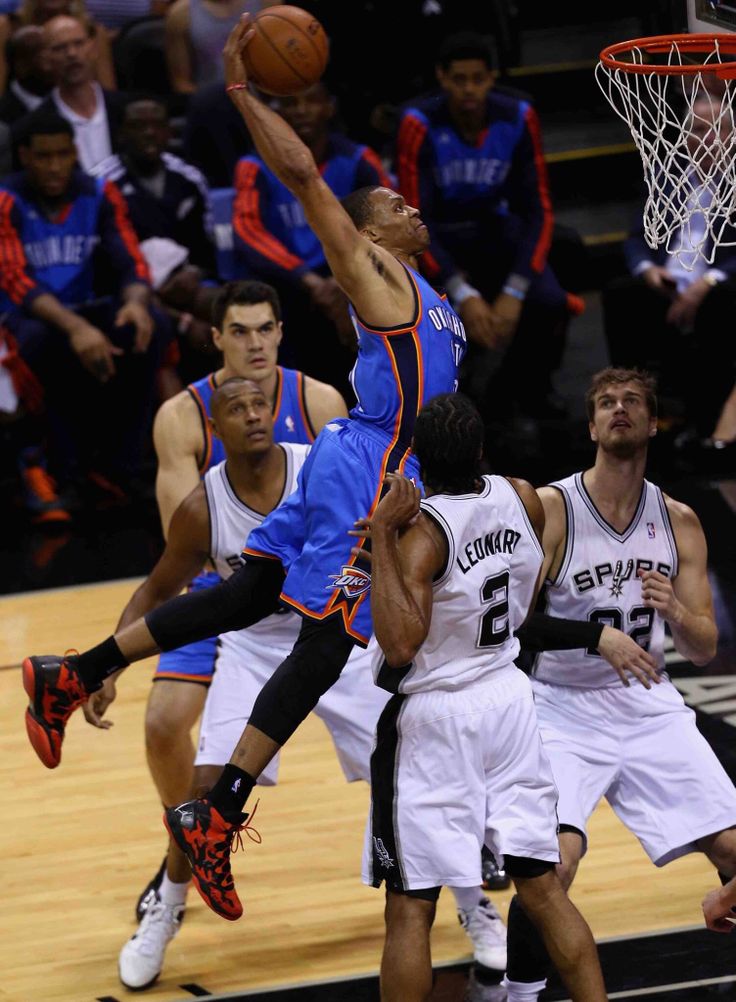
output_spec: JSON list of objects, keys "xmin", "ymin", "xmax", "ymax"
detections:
[
  {"xmin": 374, "ymin": 476, "xmax": 544, "ymax": 694},
  {"xmin": 533, "ymin": 472, "xmax": 679, "ymax": 689},
  {"xmin": 203, "ymin": 443, "xmax": 309, "ymax": 645}
]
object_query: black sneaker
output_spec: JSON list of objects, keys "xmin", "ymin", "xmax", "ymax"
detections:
[
  {"xmin": 136, "ymin": 856, "xmax": 167, "ymax": 922},
  {"xmin": 481, "ymin": 847, "xmax": 511, "ymax": 891}
]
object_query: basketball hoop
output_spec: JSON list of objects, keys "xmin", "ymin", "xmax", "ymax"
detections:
[{"xmin": 596, "ymin": 34, "xmax": 736, "ymax": 268}]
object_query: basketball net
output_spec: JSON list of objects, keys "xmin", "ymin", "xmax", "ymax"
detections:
[{"xmin": 596, "ymin": 34, "xmax": 736, "ymax": 268}]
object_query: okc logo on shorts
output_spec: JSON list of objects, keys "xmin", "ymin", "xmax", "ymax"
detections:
[{"xmin": 327, "ymin": 565, "xmax": 371, "ymax": 598}]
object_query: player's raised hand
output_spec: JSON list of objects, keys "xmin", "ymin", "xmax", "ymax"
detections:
[
  {"xmin": 373, "ymin": 473, "xmax": 421, "ymax": 533},
  {"xmin": 702, "ymin": 885, "xmax": 736, "ymax": 933},
  {"xmin": 223, "ymin": 13, "xmax": 255, "ymax": 90},
  {"xmin": 639, "ymin": 568, "xmax": 681, "ymax": 623},
  {"xmin": 596, "ymin": 625, "xmax": 660, "ymax": 689}
]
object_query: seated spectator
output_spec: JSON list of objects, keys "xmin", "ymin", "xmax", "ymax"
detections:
[
  {"xmin": 14, "ymin": 14, "xmax": 127, "ymax": 172},
  {"xmin": 602, "ymin": 94, "xmax": 736, "ymax": 448},
  {"xmin": 232, "ymin": 81, "xmax": 392, "ymax": 393},
  {"xmin": 92, "ymin": 96, "xmax": 218, "ymax": 372},
  {"xmin": 182, "ymin": 77, "xmax": 251, "ymax": 187},
  {"xmin": 0, "ymin": 111, "xmax": 169, "ymax": 514},
  {"xmin": 165, "ymin": 0, "xmax": 279, "ymax": 94},
  {"xmin": 0, "ymin": 0, "xmax": 115, "ymax": 92},
  {"xmin": 396, "ymin": 32, "xmax": 577, "ymax": 421},
  {"xmin": 84, "ymin": 1, "xmax": 167, "ymax": 34},
  {"xmin": 0, "ymin": 25, "xmax": 53, "ymax": 125}
]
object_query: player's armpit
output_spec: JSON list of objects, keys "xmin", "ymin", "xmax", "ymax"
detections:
[{"xmin": 536, "ymin": 485, "xmax": 567, "ymax": 583}]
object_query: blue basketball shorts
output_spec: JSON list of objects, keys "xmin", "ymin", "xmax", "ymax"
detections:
[
  {"xmin": 244, "ymin": 418, "xmax": 419, "ymax": 645},
  {"xmin": 154, "ymin": 570, "xmax": 221, "ymax": 684}
]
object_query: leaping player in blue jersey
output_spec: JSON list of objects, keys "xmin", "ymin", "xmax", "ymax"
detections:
[{"xmin": 22, "ymin": 15, "xmax": 467, "ymax": 922}]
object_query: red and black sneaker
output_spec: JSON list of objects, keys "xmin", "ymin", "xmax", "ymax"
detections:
[
  {"xmin": 163, "ymin": 798, "xmax": 261, "ymax": 921},
  {"xmin": 22, "ymin": 652, "xmax": 93, "ymax": 768}
]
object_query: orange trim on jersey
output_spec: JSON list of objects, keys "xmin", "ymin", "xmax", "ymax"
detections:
[
  {"xmin": 524, "ymin": 106, "xmax": 554, "ymax": 274},
  {"xmin": 102, "ymin": 180, "xmax": 150, "ymax": 282},
  {"xmin": 397, "ymin": 113, "xmax": 427, "ymax": 213},
  {"xmin": 233, "ymin": 161, "xmax": 305, "ymax": 271},
  {"xmin": 272, "ymin": 365, "xmax": 283, "ymax": 423},
  {"xmin": 0, "ymin": 192, "xmax": 36, "ymax": 303},
  {"xmin": 296, "ymin": 370, "xmax": 316, "ymax": 442},
  {"xmin": 280, "ymin": 592, "xmax": 370, "ymax": 645},
  {"xmin": 154, "ymin": 671, "xmax": 212, "ymax": 684},
  {"xmin": 359, "ymin": 146, "xmax": 394, "ymax": 188},
  {"xmin": 242, "ymin": 545, "xmax": 283, "ymax": 561},
  {"xmin": 188, "ymin": 376, "xmax": 214, "ymax": 474},
  {"xmin": 411, "ymin": 326, "xmax": 425, "ymax": 412}
]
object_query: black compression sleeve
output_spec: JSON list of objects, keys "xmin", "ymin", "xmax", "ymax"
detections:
[
  {"xmin": 517, "ymin": 612, "xmax": 604, "ymax": 653},
  {"xmin": 249, "ymin": 614, "xmax": 355, "ymax": 746},
  {"xmin": 145, "ymin": 559, "xmax": 284, "ymax": 651}
]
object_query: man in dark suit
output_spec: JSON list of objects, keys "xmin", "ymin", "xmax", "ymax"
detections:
[
  {"xmin": 0, "ymin": 25, "xmax": 53, "ymax": 126},
  {"xmin": 14, "ymin": 14, "xmax": 127, "ymax": 173},
  {"xmin": 602, "ymin": 95, "xmax": 736, "ymax": 440}
]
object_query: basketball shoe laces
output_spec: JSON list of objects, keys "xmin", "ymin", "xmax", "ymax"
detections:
[{"xmin": 229, "ymin": 799, "xmax": 262, "ymax": 857}]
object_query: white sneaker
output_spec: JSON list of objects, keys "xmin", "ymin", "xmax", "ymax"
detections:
[
  {"xmin": 118, "ymin": 894, "xmax": 185, "ymax": 989},
  {"xmin": 458, "ymin": 897, "xmax": 507, "ymax": 971}
]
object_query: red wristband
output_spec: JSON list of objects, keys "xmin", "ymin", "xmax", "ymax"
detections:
[{"xmin": 226, "ymin": 83, "xmax": 248, "ymax": 93}]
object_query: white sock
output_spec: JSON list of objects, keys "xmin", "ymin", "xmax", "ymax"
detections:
[
  {"xmin": 449, "ymin": 885, "xmax": 487, "ymax": 913},
  {"xmin": 501, "ymin": 976, "xmax": 547, "ymax": 1001},
  {"xmin": 159, "ymin": 872, "xmax": 189, "ymax": 907}
]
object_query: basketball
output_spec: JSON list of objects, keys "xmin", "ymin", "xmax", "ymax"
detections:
[{"xmin": 243, "ymin": 5, "xmax": 329, "ymax": 97}]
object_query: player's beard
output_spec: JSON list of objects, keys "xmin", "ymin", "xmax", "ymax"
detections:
[{"xmin": 600, "ymin": 433, "xmax": 647, "ymax": 460}]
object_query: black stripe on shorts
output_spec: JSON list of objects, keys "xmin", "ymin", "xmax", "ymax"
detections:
[{"xmin": 369, "ymin": 692, "xmax": 407, "ymax": 890}]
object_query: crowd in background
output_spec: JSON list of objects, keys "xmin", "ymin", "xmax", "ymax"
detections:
[{"xmin": 0, "ymin": 0, "xmax": 733, "ymax": 528}]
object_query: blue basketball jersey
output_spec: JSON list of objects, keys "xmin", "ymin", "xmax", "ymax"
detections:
[
  {"xmin": 348, "ymin": 264, "xmax": 466, "ymax": 447},
  {"xmin": 187, "ymin": 365, "xmax": 316, "ymax": 474}
]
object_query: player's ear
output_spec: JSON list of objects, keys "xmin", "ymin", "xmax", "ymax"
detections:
[
  {"xmin": 648, "ymin": 417, "xmax": 658, "ymax": 438},
  {"xmin": 211, "ymin": 325, "xmax": 223, "ymax": 350},
  {"xmin": 209, "ymin": 416, "xmax": 221, "ymax": 440},
  {"xmin": 276, "ymin": 321, "xmax": 283, "ymax": 346},
  {"xmin": 589, "ymin": 421, "xmax": 598, "ymax": 444},
  {"xmin": 435, "ymin": 64, "xmax": 446, "ymax": 86}
]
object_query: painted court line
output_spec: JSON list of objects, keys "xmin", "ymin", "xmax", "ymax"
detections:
[{"xmin": 558, "ymin": 973, "xmax": 736, "ymax": 1000}]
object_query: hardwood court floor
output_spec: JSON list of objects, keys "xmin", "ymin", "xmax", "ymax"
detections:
[{"xmin": 0, "ymin": 580, "xmax": 718, "ymax": 1002}]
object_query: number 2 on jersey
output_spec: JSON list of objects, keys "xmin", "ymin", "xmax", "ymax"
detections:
[{"xmin": 477, "ymin": 571, "xmax": 510, "ymax": 648}]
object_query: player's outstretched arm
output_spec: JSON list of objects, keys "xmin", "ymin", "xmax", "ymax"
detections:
[
  {"xmin": 642, "ymin": 498, "xmax": 717, "ymax": 666},
  {"xmin": 223, "ymin": 18, "xmax": 408, "ymax": 323},
  {"xmin": 370, "ymin": 475, "xmax": 445, "ymax": 667}
]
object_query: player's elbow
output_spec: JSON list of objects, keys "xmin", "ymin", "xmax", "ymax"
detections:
[
  {"xmin": 691, "ymin": 639, "xmax": 717, "ymax": 667},
  {"xmin": 383, "ymin": 645, "xmax": 417, "ymax": 669},
  {"xmin": 281, "ymin": 157, "xmax": 320, "ymax": 192}
]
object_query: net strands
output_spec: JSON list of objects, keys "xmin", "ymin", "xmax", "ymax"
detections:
[{"xmin": 596, "ymin": 35, "xmax": 736, "ymax": 268}]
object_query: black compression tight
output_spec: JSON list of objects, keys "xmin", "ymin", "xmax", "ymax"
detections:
[
  {"xmin": 146, "ymin": 559, "xmax": 285, "ymax": 651},
  {"xmin": 249, "ymin": 614, "xmax": 356, "ymax": 746}
]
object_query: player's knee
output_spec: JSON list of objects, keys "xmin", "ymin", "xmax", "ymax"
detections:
[
  {"xmin": 144, "ymin": 683, "xmax": 203, "ymax": 755},
  {"xmin": 510, "ymin": 860, "xmax": 561, "ymax": 917},
  {"xmin": 384, "ymin": 888, "xmax": 437, "ymax": 933}
]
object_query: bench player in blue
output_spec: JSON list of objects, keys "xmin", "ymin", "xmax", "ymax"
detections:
[{"xmin": 22, "ymin": 15, "xmax": 467, "ymax": 922}]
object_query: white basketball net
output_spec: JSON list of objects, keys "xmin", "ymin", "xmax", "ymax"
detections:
[{"xmin": 596, "ymin": 36, "xmax": 736, "ymax": 268}]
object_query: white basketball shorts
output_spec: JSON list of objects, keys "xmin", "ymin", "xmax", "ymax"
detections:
[
  {"xmin": 532, "ymin": 675, "xmax": 736, "ymax": 865},
  {"xmin": 195, "ymin": 628, "xmax": 390, "ymax": 784},
  {"xmin": 362, "ymin": 665, "xmax": 560, "ymax": 891}
]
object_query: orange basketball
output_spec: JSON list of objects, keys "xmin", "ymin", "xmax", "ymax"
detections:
[{"xmin": 243, "ymin": 5, "xmax": 329, "ymax": 97}]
